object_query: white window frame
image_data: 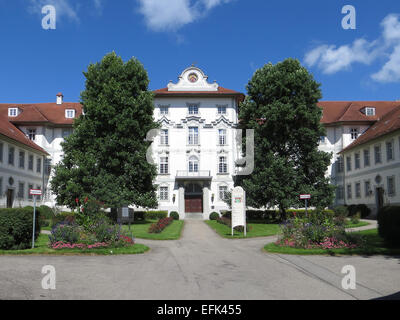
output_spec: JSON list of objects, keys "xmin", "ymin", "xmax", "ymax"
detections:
[
  {"xmin": 159, "ymin": 156, "xmax": 169, "ymax": 175},
  {"xmin": 219, "ymin": 185, "xmax": 228, "ymax": 201},
  {"xmin": 218, "ymin": 156, "xmax": 228, "ymax": 174},
  {"xmin": 159, "ymin": 105, "xmax": 169, "ymax": 116},
  {"xmin": 188, "ymin": 127, "xmax": 199, "ymax": 145},
  {"xmin": 8, "ymin": 108, "xmax": 18, "ymax": 117},
  {"xmin": 386, "ymin": 140, "xmax": 394, "ymax": 161},
  {"xmin": 350, "ymin": 128, "xmax": 359, "ymax": 140},
  {"xmin": 365, "ymin": 107, "xmax": 376, "ymax": 116},
  {"xmin": 374, "ymin": 144, "xmax": 382, "ymax": 164},
  {"xmin": 188, "ymin": 156, "xmax": 199, "ymax": 173},
  {"xmin": 387, "ymin": 176, "xmax": 396, "ymax": 197},
  {"xmin": 217, "ymin": 105, "xmax": 227, "ymax": 115},
  {"xmin": 159, "ymin": 186, "xmax": 169, "ymax": 201},
  {"xmin": 27, "ymin": 128, "xmax": 36, "ymax": 141},
  {"xmin": 160, "ymin": 129, "xmax": 169, "ymax": 146},
  {"xmin": 65, "ymin": 109, "xmax": 76, "ymax": 119},
  {"xmin": 188, "ymin": 104, "xmax": 199, "ymax": 115},
  {"xmin": 218, "ymin": 129, "xmax": 227, "ymax": 146},
  {"xmin": 364, "ymin": 148, "xmax": 370, "ymax": 167}
]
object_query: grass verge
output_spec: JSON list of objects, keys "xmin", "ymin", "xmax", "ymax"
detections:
[
  {"xmin": 0, "ymin": 234, "xmax": 149, "ymax": 256},
  {"xmin": 205, "ymin": 220, "xmax": 280, "ymax": 239},
  {"xmin": 264, "ymin": 229, "xmax": 400, "ymax": 256},
  {"xmin": 122, "ymin": 219, "xmax": 184, "ymax": 240}
]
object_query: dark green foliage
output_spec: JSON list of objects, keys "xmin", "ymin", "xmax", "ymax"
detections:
[
  {"xmin": 236, "ymin": 59, "xmax": 335, "ymax": 216},
  {"xmin": 51, "ymin": 52, "xmax": 159, "ymax": 210},
  {"xmin": 333, "ymin": 206, "xmax": 348, "ymax": 225},
  {"xmin": 51, "ymin": 212, "xmax": 75, "ymax": 227},
  {"xmin": 0, "ymin": 207, "xmax": 41, "ymax": 250},
  {"xmin": 378, "ymin": 206, "xmax": 400, "ymax": 246},
  {"xmin": 145, "ymin": 211, "xmax": 168, "ymax": 220},
  {"xmin": 39, "ymin": 205, "xmax": 55, "ymax": 219},
  {"xmin": 209, "ymin": 212, "xmax": 220, "ymax": 220},
  {"xmin": 347, "ymin": 204, "xmax": 371, "ymax": 218},
  {"xmin": 170, "ymin": 212, "xmax": 180, "ymax": 220}
]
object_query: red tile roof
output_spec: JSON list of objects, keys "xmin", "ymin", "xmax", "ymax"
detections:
[
  {"xmin": 318, "ymin": 101, "xmax": 400, "ymax": 124},
  {"xmin": 0, "ymin": 103, "xmax": 82, "ymax": 125},
  {"xmin": 0, "ymin": 115, "xmax": 48, "ymax": 155},
  {"xmin": 340, "ymin": 105, "xmax": 400, "ymax": 153}
]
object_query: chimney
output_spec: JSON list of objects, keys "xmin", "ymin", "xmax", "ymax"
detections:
[{"xmin": 56, "ymin": 92, "xmax": 64, "ymax": 105}]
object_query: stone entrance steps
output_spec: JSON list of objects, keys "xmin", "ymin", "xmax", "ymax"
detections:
[{"xmin": 185, "ymin": 212, "xmax": 204, "ymax": 220}]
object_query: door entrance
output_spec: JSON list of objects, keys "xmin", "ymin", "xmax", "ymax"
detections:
[
  {"xmin": 6, "ymin": 189, "xmax": 14, "ymax": 208},
  {"xmin": 185, "ymin": 195, "xmax": 203, "ymax": 213},
  {"xmin": 184, "ymin": 183, "xmax": 203, "ymax": 213}
]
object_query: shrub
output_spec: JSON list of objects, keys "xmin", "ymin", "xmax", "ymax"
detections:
[
  {"xmin": 170, "ymin": 212, "xmax": 179, "ymax": 220},
  {"xmin": 350, "ymin": 212, "xmax": 361, "ymax": 225},
  {"xmin": 39, "ymin": 205, "xmax": 55, "ymax": 219},
  {"xmin": 145, "ymin": 211, "xmax": 168, "ymax": 220},
  {"xmin": 148, "ymin": 217, "xmax": 174, "ymax": 233},
  {"xmin": 51, "ymin": 211, "xmax": 75, "ymax": 227},
  {"xmin": 378, "ymin": 206, "xmax": 400, "ymax": 246},
  {"xmin": 134, "ymin": 211, "xmax": 146, "ymax": 221},
  {"xmin": 347, "ymin": 204, "xmax": 371, "ymax": 218},
  {"xmin": 49, "ymin": 222, "xmax": 81, "ymax": 245},
  {"xmin": 0, "ymin": 207, "xmax": 41, "ymax": 250},
  {"xmin": 209, "ymin": 212, "xmax": 220, "ymax": 220}
]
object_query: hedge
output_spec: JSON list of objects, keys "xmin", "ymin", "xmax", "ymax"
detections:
[
  {"xmin": 378, "ymin": 206, "xmax": 400, "ymax": 246},
  {"xmin": 0, "ymin": 207, "xmax": 41, "ymax": 250},
  {"xmin": 221, "ymin": 209, "xmax": 333, "ymax": 222},
  {"xmin": 170, "ymin": 212, "xmax": 179, "ymax": 220},
  {"xmin": 347, "ymin": 204, "xmax": 371, "ymax": 218}
]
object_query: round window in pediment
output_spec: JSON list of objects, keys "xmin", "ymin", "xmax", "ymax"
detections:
[{"xmin": 188, "ymin": 73, "xmax": 198, "ymax": 83}]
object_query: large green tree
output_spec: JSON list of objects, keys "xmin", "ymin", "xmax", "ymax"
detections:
[
  {"xmin": 236, "ymin": 58, "xmax": 334, "ymax": 216},
  {"xmin": 51, "ymin": 52, "xmax": 159, "ymax": 209}
]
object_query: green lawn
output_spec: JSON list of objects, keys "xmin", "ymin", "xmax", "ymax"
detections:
[
  {"xmin": 345, "ymin": 220, "xmax": 370, "ymax": 228},
  {"xmin": 0, "ymin": 234, "xmax": 149, "ymax": 256},
  {"xmin": 206, "ymin": 220, "xmax": 280, "ymax": 239},
  {"xmin": 264, "ymin": 229, "xmax": 400, "ymax": 256},
  {"xmin": 122, "ymin": 219, "xmax": 184, "ymax": 240}
]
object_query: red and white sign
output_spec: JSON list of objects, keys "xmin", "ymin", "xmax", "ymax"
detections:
[
  {"xmin": 299, "ymin": 194, "xmax": 311, "ymax": 200},
  {"xmin": 29, "ymin": 189, "xmax": 42, "ymax": 196}
]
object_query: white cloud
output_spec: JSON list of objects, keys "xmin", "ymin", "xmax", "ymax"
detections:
[
  {"xmin": 137, "ymin": 0, "xmax": 233, "ymax": 32},
  {"xmin": 304, "ymin": 13, "xmax": 400, "ymax": 83},
  {"xmin": 371, "ymin": 45, "xmax": 400, "ymax": 82},
  {"xmin": 28, "ymin": 0, "xmax": 79, "ymax": 22}
]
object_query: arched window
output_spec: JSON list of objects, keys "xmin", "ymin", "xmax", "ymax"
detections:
[{"xmin": 188, "ymin": 156, "xmax": 199, "ymax": 173}]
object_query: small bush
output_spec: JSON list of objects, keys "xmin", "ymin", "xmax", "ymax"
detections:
[
  {"xmin": 209, "ymin": 212, "xmax": 220, "ymax": 220},
  {"xmin": 148, "ymin": 217, "xmax": 174, "ymax": 233},
  {"xmin": 51, "ymin": 211, "xmax": 75, "ymax": 227},
  {"xmin": 350, "ymin": 212, "xmax": 361, "ymax": 225},
  {"xmin": 170, "ymin": 212, "xmax": 180, "ymax": 220},
  {"xmin": 347, "ymin": 204, "xmax": 371, "ymax": 218},
  {"xmin": 378, "ymin": 206, "xmax": 400, "ymax": 246},
  {"xmin": 0, "ymin": 207, "xmax": 41, "ymax": 250},
  {"xmin": 39, "ymin": 205, "xmax": 55, "ymax": 219}
]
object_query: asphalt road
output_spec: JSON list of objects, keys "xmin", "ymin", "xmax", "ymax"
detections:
[{"xmin": 0, "ymin": 220, "xmax": 399, "ymax": 300}]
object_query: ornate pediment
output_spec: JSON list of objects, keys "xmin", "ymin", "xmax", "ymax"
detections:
[{"xmin": 167, "ymin": 66, "xmax": 219, "ymax": 92}]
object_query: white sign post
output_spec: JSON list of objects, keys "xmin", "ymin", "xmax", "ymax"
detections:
[
  {"xmin": 231, "ymin": 187, "xmax": 246, "ymax": 237},
  {"xmin": 299, "ymin": 194, "xmax": 311, "ymax": 217},
  {"xmin": 29, "ymin": 189, "xmax": 42, "ymax": 249}
]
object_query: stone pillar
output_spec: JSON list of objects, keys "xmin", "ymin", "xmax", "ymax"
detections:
[
  {"xmin": 203, "ymin": 186, "xmax": 210, "ymax": 220},
  {"xmin": 179, "ymin": 186, "xmax": 185, "ymax": 220}
]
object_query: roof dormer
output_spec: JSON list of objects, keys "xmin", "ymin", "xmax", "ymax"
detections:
[
  {"xmin": 361, "ymin": 106, "xmax": 376, "ymax": 116},
  {"xmin": 8, "ymin": 107, "xmax": 20, "ymax": 117}
]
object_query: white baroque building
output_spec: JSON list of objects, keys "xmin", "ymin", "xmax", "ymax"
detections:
[{"xmin": 150, "ymin": 67, "xmax": 244, "ymax": 219}]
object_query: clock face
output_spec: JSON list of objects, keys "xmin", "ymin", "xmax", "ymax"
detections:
[{"xmin": 188, "ymin": 73, "xmax": 198, "ymax": 83}]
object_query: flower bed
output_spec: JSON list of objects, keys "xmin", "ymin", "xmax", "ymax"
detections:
[
  {"xmin": 148, "ymin": 217, "xmax": 174, "ymax": 234},
  {"xmin": 276, "ymin": 210, "xmax": 363, "ymax": 250}
]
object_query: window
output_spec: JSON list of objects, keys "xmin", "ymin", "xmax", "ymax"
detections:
[
  {"xmin": 218, "ymin": 129, "xmax": 227, "ymax": 145},
  {"xmin": 218, "ymin": 156, "xmax": 228, "ymax": 174},
  {"xmin": 364, "ymin": 149, "xmax": 370, "ymax": 167},
  {"xmin": 188, "ymin": 127, "xmax": 199, "ymax": 145},
  {"xmin": 337, "ymin": 157, "xmax": 344, "ymax": 173},
  {"xmin": 217, "ymin": 105, "xmax": 227, "ymax": 115},
  {"xmin": 347, "ymin": 184, "xmax": 352, "ymax": 199},
  {"xmin": 365, "ymin": 181, "xmax": 371, "ymax": 197},
  {"xmin": 336, "ymin": 186, "xmax": 344, "ymax": 200},
  {"xmin": 159, "ymin": 186, "xmax": 169, "ymax": 201},
  {"xmin": 8, "ymin": 108, "xmax": 18, "ymax": 117},
  {"xmin": 28, "ymin": 154, "xmax": 34, "ymax": 171},
  {"xmin": 18, "ymin": 182, "xmax": 24, "ymax": 199},
  {"xmin": 188, "ymin": 156, "xmax": 199, "ymax": 173},
  {"xmin": 365, "ymin": 107, "xmax": 376, "ymax": 116},
  {"xmin": 45, "ymin": 159, "xmax": 52, "ymax": 175},
  {"xmin": 37, "ymin": 158, "xmax": 42, "ymax": 173},
  {"xmin": 28, "ymin": 129, "xmax": 36, "ymax": 141},
  {"xmin": 8, "ymin": 146, "xmax": 14, "ymax": 166},
  {"xmin": 355, "ymin": 152, "xmax": 360, "ymax": 169},
  {"xmin": 160, "ymin": 129, "xmax": 169, "ymax": 145},
  {"xmin": 355, "ymin": 182, "xmax": 361, "ymax": 198},
  {"xmin": 374, "ymin": 145, "xmax": 382, "ymax": 164},
  {"xmin": 219, "ymin": 185, "xmax": 228, "ymax": 201},
  {"xmin": 28, "ymin": 184, "xmax": 33, "ymax": 200},
  {"xmin": 65, "ymin": 109, "xmax": 76, "ymax": 119},
  {"xmin": 159, "ymin": 157, "xmax": 169, "ymax": 174},
  {"xmin": 346, "ymin": 156, "xmax": 352, "ymax": 172},
  {"xmin": 159, "ymin": 106, "xmax": 169, "ymax": 115},
  {"xmin": 0, "ymin": 142, "xmax": 3, "ymax": 163},
  {"xmin": 386, "ymin": 141, "xmax": 394, "ymax": 161},
  {"xmin": 350, "ymin": 128, "xmax": 359, "ymax": 140},
  {"xmin": 19, "ymin": 151, "xmax": 25, "ymax": 169},
  {"xmin": 387, "ymin": 176, "xmax": 396, "ymax": 196},
  {"xmin": 188, "ymin": 104, "xmax": 199, "ymax": 115},
  {"xmin": 62, "ymin": 129, "xmax": 72, "ymax": 138}
]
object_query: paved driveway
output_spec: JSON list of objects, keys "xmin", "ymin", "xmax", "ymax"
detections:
[{"xmin": 0, "ymin": 220, "xmax": 399, "ymax": 300}]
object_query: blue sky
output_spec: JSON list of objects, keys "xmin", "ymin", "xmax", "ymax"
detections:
[{"xmin": 0, "ymin": 0, "xmax": 399, "ymax": 103}]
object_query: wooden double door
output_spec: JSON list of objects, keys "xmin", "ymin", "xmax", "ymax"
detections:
[{"xmin": 185, "ymin": 195, "xmax": 203, "ymax": 213}]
